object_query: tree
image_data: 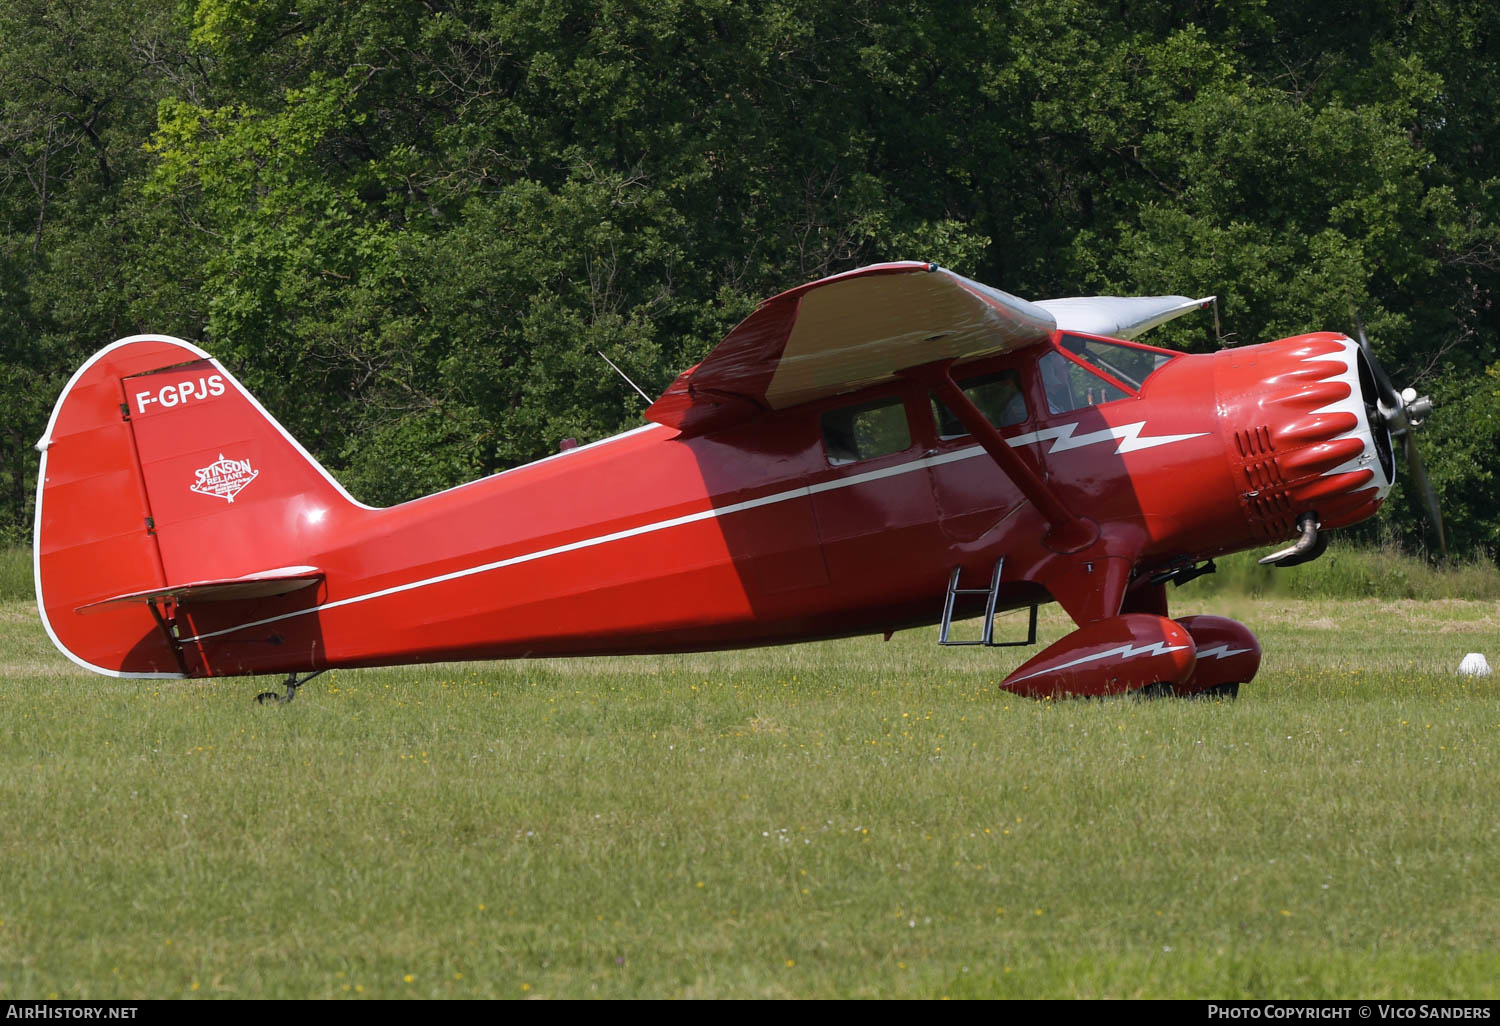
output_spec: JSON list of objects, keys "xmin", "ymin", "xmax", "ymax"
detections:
[{"xmin": 0, "ymin": 0, "xmax": 1495, "ymax": 555}]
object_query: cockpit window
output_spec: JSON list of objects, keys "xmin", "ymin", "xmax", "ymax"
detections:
[
  {"xmin": 930, "ymin": 370, "xmax": 1028, "ymax": 438},
  {"xmin": 821, "ymin": 396, "xmax": 912, "ymax": 465},
  {"xmin": 1059, "ymin": 334, "xmax": 1175, "ymax": 391},
  {"xmin": 1040, "ymin": 350, "xmax": 1128, "ymax": 413},
  {"xmin": 1040, "ymin": 335, "xmax": 1177, "ymax": 414}
]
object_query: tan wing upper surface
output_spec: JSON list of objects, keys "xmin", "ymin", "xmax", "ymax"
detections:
[
  {"xmin": 645, "ymin": 262, "xmax": 1212, "ymax": 435},
  {"xmin": 646, "ymin": 263, "xmax": 1056, "ymax": 434}
]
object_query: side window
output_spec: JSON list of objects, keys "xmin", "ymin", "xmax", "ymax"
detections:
[
  {"xmin": 930, "ymin": 370, "xmax": 1028, "ymax": 439},
  {"xmin": 1039, "ymin": 350, "xmax": 1130, "ymax": 414},
  {"xmin": 821, "ymin": 397, "xmax": 912, "ymax": 465}
]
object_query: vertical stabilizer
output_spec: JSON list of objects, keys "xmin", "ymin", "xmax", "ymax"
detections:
[{"xmin": 34, "ymin": 335, "xmax": 364, "ymax": 677}]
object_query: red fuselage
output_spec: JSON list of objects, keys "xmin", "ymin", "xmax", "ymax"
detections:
[{"xmin": 35, "ymin": 330, "xmax": 1390, "ymax": 679}]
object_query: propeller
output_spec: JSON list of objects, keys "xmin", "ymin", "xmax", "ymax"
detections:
[{"xmin": 1351, "ymin": 316, "xmax": 1447, "ymax": 557}]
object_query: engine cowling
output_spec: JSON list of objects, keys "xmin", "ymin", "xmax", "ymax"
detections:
[{"xmin": 1214, "ymin": 333, "xmax": 1393, "ymax": 544}]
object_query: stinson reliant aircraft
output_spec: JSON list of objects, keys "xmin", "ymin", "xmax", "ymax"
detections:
[{"xmin": 33, "ymin": 262, "xmax": 1439, "ymax": 701}]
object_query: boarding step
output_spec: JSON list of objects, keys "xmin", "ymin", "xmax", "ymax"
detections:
[{"xmin": 937, "ymin": 558, "xmax": 1038, "ymax": 647}]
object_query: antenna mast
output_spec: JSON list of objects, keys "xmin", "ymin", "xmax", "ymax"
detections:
[{"xmin": 598, "ymin": 351, "xmax": 653, "ymax": 405}]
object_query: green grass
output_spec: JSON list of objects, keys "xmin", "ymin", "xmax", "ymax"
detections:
[
  {"xmin": 2, "ymin": 594, "xmax": 1498, "ymax": 998},
  {"xmin": 1194, "ymin": 542, "xmax": 1500, "ymax": 600},
  {"xmin": 0, "ymin": 546, "xmax": 30, "ymax": 602}
]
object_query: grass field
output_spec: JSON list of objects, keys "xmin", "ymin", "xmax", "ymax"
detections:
[{"xmin": 2, "ymin": 585, "xmax": 1499, "ymax": 999}]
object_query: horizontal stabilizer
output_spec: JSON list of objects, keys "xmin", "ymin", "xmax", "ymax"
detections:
[{"xmin": 76, "ymin": 566, "xmax": 323, "ymax": 615}]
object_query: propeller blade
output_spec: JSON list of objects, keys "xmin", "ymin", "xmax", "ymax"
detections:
[
  {"xmin": 1351, "ymin": 311, "xmax": 1402, "ymax": 414},
  {"xmin": 1348, "ymin": 306, "xmax": 1446, "ymax": 556},
  {"xmin": 1403, "ymin": 431, "xmax": 1447, "ymax": 558}
]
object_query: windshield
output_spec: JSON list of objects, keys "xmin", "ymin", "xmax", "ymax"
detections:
[{"xmin": 1058, "ymin": 334, "xmax": 1177, "ymax": 391}]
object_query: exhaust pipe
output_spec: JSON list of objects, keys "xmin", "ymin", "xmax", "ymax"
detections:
[{"xmin": 1259, "ymin": 512, "xmax": 1326, "ymax": 567}]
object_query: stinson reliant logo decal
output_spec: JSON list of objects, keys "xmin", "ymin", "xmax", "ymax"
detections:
[{"xmin": 191, "ymin": 453, "xmax": 259, "ymax": 503}]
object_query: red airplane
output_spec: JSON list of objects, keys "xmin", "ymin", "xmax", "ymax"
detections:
[{"xmin": 32, "ymin": 261, "xmax": 1439, "ymax": 702}]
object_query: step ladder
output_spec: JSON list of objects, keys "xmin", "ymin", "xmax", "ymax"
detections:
[{"xmin": 937, "ymin": 558, "xmax": 1038, "ymax": 647}]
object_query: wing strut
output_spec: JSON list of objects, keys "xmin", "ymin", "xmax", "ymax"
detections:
[{"xmin": 909, "ymin": 362, "xmax": 1099, "ymax": 554}]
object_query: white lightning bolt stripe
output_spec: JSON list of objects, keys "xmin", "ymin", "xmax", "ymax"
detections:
[
  {"xmin": 1195, "ymin": 643, "xmax": 1254, "ymax": 661},
  {"xmin": 1006, "ymin": 420, "xmax": 1207, "ymax": 455},
  {"xmin": 1008, "ymin": 641, "xmax": 1191, "ymax": 684}
]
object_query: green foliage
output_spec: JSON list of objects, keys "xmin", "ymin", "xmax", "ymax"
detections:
[
  {"xmin": 0, "ymin": 0, "xmax": 1496, "ymax": 551},
  {"xmin": 1189, "ymin": 541, "xmax": 1500, "ymax": 601},
  {"xmin": 1399, "ymin": 363, "xmax": 1500, "ymax": 556}
]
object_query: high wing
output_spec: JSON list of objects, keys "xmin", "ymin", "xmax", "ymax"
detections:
[
  {"xmin": 646, "ymin": 262, "xmax": 1054, "ymax": 434},
  {"xmin": 645, "ymin": 261, "xmax": 1213, "ymax": 435}
]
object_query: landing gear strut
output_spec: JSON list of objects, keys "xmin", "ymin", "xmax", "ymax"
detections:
[{"xmin": 254, "ymin": 669, "xmax": 327, "ymax": 705}]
